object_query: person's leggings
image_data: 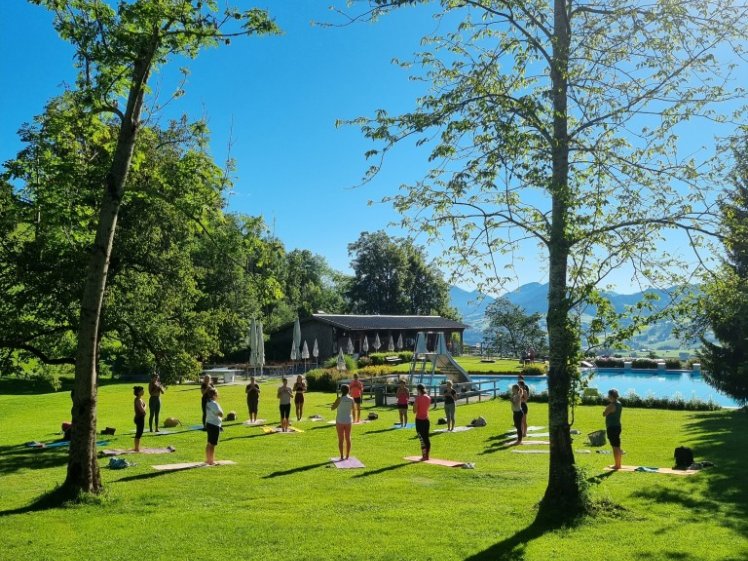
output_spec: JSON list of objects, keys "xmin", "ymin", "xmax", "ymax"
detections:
[
  {"xmin": 415, "ymin": 418, "xmax": 431, "ymax": 453},
  {"xmin": 444, "ymin": 402, "xmax": 456, "ymax": 425},
  {"xmin": 149, "ymin": 396, "xmax": 161, "ymax": 430},
  {"xmin": 513, "ymin": 410, "xmax": 524, "ymax": 440}
]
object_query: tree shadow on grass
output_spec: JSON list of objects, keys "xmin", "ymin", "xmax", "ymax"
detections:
[
  {"xmin": 631, "ymin": 409, "xmax": 748, "ymax": 537},
  {"xmin": 0, "ymin": 443, "xmax": 69, "ymax": 476},
  {"xmin": 262, "ymin": 461, "xmax": 329, "ymax": 479},
  {"xmin": 464, "ymin": 513, "xmax": 566, "ymax": 561},
  {"xmin": 0, "ymin": 484, "xmax": 80, "ymax": 518}
]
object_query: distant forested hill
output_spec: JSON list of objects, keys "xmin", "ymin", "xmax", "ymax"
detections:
[{"xmin": 450, "ymin": 284, "xmax": 699, "ymax": 351}]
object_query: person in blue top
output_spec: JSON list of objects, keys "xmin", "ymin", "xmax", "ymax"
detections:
[{"xmin": 603, "ymin": 388, "xmax": 623, "ymax": 470}]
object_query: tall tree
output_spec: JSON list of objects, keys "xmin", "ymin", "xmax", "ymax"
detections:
[
  {"xmin": 483, "ymin": 298, "xmax": 547, "ymax": 358},
  {"xmin": 31, "ymin": 0, "xmax": 278, "ymax": 495},
  {"xmin": 347, "ymin": 230, "xmax": 453, "ymax": 316},
  {"xmin": 699, "ymin": 132, "xmax": 748, "ymax": 406},
  {"xmin": 352, "ymin": 0, "xmax": 746, "ymax": 517}
]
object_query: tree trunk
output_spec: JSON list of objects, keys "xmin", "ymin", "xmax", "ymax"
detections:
[
  {"xmin": 540, "ymin": 0, "xmax": 585, "ymax": 516},
  {"xmin": 63, "ymin": 54, "xmax": 152, "ymax": 495}
]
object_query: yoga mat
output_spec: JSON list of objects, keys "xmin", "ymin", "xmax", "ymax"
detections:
[
  {"xmin": 152, "ymin": 460, "xmax": 236, "ymax": 471},
  {"xmin": 393, "ymin": 423, "xmax": 416, "ymax": 429},
  {"xmin": 31, "ymin": 440, "xmax": 109, "ymax": 449},
  {"xmin": 604, "ymin": 465, "xmax": 700, "ymax": 476},
  {"xmin": 433, "ymin": 426, "xmax": 474, "ymax": 433},
  {"xmin": 404, "ymin": 456, "xmax": 466, "ymax": 467},
  {"xmin": 261, "ymin": 426, "xmax": 304, "ymax": 434},
  {"xmin": 242, "ymin": 419, "xmax": 267, "ymax": 426},
  {"xmin": 520, "ymin": 440, "xmax": 551, "ymax": 445},
  {"xmin": 524, "ymin": 432, "xmax": 550, "ymax": 438},
  {"xmin": 330, "ymin": 457, "xmax": 365, "ymax": 469},
  {"xmin": 100, "ymin": 446, "xmax": 176, "ymax": 456},
  {"xmin": 512, "ymin": 449, "xmax": 549, "ymax": 454}
]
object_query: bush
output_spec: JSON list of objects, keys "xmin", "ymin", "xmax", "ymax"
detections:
[
  {"xmin": 521, "ymin": 365, "xmax": 546, "ymax": 376},
  {"xmin": 594, "ymin": 358, "xmax": 625, "ymax": 368},
  {"xmin": 305, "ymin": 368, "xmax": 348, "ymax": 392},
  {"xmin": 357, "ymin": 356, "xmax": 372, "ymax": 368},
  {"xmin": 367, "ymin": 351, "xmax": 413, "ymax": 366},
  {"xmin": 576, "ymin": 390, "xmax": 720, "ymax": 411},
  {"xmin": 322, "ymin": 354, "xmax": 357, "ymax": 371},
  {"xmin": 665, "ymin": 358, "xmax": 682, "ymax": 369},
  {"xmin": 356, "ymin": 365, "xmax": 395, "ymax": 378},
  {"xmin": 631, "ymin": 358, "xmax": 659, "ymax": 369}
]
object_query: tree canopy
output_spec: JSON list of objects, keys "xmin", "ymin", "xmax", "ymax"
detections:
[
  {"xmin": 352, "ymin": 0, "xmax": 748, "ymax": 517},
  {"xmin": 483, "ymin": 298, "xmax": 547, "ymax": 358},
  {"xmin": 699, "ymin": 131, "xmax": 748, "ymax": 406},
  {"xmin": 346, "ymin": 230, "xmax": 456, "ymax": 317}
]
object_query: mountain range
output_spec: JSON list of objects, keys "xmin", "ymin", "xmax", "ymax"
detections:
[{"xmin": 450, "ymin": 283, "xmax": 697, "ymax": 350}]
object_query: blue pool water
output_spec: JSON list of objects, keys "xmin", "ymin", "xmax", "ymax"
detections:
[{"xmin": 469, "ymin": 369, "xmax": 740, "ymax": 408}]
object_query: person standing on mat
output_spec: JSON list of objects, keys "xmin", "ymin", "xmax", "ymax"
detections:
[
  {"xmin": 133, "ymin": 386, "xmax": 146, "ymax": 452},
  {"xmin": 245, "ymin": 376, "xmax": 261, "ymax": 423},
  {"xmin": 443, "ymin": 380, "xmax": 458, "ymax": 432},
  {"xmin": 201, "ymin": 374, "xmax": 214, "ymax": 429},
  {"xmin": 331, "ymin": 383, "xmax": 354, "ymax": 461},
  {"xmin": 349, "ymin": 373, "xmax": 364, "ymax": 423},
  {"xmin": 510, "ymin": 384, "xmax": 524, "ymax": 444},
  {"xmin": 148, "ymin": 373, "xmax": 166, "ymax": 432},
  {"xmin": 396, "ymin": 379, "xmax": 410, "ymax": 427},
  {"xmin": 293, "ymin": 375, "xmax": 307, "ymax": 422},
  {"xmin": 603, "ymin": 388, "xmax": 623, "ymax": 470},
  {"xmin": 413, "ymin": 384, "xmax": 431, "ymax": 460},
  {"xmin": 277, "ymin": 377, "xmax": 293, "ymax": 432},
  {"xmin": 518, "ymin": 375, "xmax": 530, "ymax": 437},
  {"xmin": 204, "ymin": 388, "xmax": 223, "ymax": 465}
]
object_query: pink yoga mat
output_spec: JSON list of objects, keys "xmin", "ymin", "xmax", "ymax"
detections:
[
  {"xmin": 330, "ymin": 457, "xmax": 365, "ymax": 469},
  {"xmin": 604, "ymin": 465, "xmax": 699, "ymax": 476},
  {"xmin": 152, "ymin": 460, "xmax": 236, "ymax": 471},
  {"xmin": 404, "ymin": 456, "xmax": 465, "ymax": 467}
]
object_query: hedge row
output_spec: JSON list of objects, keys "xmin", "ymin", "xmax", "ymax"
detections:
[
  {"xmin": 499, "ymin": 389, "xmax": 720, "ymax": 411},
  {"xmin": 593, "ymin": 358, "xmax": 685, "ymax": 369}
]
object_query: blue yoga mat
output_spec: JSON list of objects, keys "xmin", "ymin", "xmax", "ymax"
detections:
[{"xmin": 28, "ymin": 440, "xmax": 110, "ymax": 449}]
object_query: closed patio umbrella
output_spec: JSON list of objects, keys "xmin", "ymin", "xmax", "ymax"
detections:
[
  {"xmin": 362, "ymin": 336, "xmax": 369, "ymax": 354},
  {"xmin": 256, "ymin": 321, "xmax": 265, "ymax": 375},
  {"xmin": 387, "ymin": 334, "xmax": 395, "ymax": 352},
  {"xmin": 436, "ymin": 332, "xmax": 448, "ymax": 355},
  {"xmin": 396, "ymin": 333, "xmax": 403, "ymax": 350},
  {"xmin": 373, "ymin": 333, "xmax": 381, "ymax": 351},
  {"xmin": 312, "ymin": 338, "xmax": 319, "ymax": 366},
  {"xmin": 337, "ymin": 348, "xmax": 346, "ymax": 372},
  {"xmin": 346, "ymin": 337, "xmax": 354, "ymax": 355},
  {"xmin": 291, "ymin": 317, "xmax": 301, "ymax": 362}
]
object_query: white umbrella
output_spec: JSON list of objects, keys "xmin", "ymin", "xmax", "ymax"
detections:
[
  {"xmin": 312, "ymin": 338, "xmax": 319, "ymax": 365},
  {"xmin": 249, "ymin": 318, "xmax": 258, "ymax": 368},
  {"xmin": 346, "ymin": 337, "xmax": 354, "ymax": 355},
  {"xmin": 415, "ymin": 332, "xmax": 428, "ymax": 354},
  {"xmin": 301, "ymin": 340, "xmax": 310, "ymax": 360},
  {"xmin": 362, "ymin": 336, "xmax": 369, "ymax": 353},
  {"xmin": 291, "ymin": 317, "xmax": 301, "ymax": 361},
  {"xmin": 387, "ymin": 334, "xmax": 395, "ymax": 352},
  {"xmin": 336, "ymin": 348, "xmax": 346, "ymax": 371},
  {"xmin": 396, "ymin": 333, "xmax": 403, "ymax": 350},
  {"xmin": 257, "ymin": 321, "xmax": 265, "ymax": 374},
  {"xmin": 373, "ymin": 333, "xmax": 381, "ymax": 351}
]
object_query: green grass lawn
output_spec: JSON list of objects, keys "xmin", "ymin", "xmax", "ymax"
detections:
[{"xmin": 0, "ymin": 379, "xmax": 746, "ymax": 561}]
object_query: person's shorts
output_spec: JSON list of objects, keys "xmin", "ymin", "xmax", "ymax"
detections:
[
  {"xmin": 353, "ymin": 397, "xmax": 362, "ymax": 405},
  {"xmin": 206, "ymin": 423, "xmax": 220, "ymax": 445},
  {"xmin": 607, "ymin": 425, "xmax": 622, "ymax": 448},
  {"xmin": 520, "ymin": 402, "xmax": 528, "ymax": 415},
  {"xmin": 279, "ymin": 403, "xmax": 291, "ymax": 419},
  {"xmin": 294, "ymin": 394, "xmax": 304, "ymax": 404},
  {"xmin": 247, "ymin": 399, "xmax": 259, "ymax": 414},
  {"xmin": 397, "ymin": 403, "xmax": 408, "ymax": 410}
]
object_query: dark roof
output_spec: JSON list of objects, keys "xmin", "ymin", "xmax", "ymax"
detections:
[{"xmin": 308, "ymin": 314, "xmax": 469, "ymax": 331}]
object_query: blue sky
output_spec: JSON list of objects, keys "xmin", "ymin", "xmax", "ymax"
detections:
[{"xmin": 1, "ymin": 1, "xmax": 744, "ymax": 296}]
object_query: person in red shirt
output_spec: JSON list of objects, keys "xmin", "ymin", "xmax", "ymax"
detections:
[
  {"xmin": 349, "ymin": 373, "xmax": 364, "ymax": 423},
  {"xmin": 413, "ymin": 384, "xmax": 431, "ymax": 460}
]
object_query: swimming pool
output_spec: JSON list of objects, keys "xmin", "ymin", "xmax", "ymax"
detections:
[{"xmin": 470, "ymin": 369, "xmax": 740, "ymax": 408}]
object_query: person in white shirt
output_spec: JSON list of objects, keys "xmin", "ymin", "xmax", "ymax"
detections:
[
  {"xmin": 204, "ymin": 388, "xmax": 223, "ymax": 465},
  {"xmin": 331, "ymin": 384, "xmax": 355, "ymax": 461}
]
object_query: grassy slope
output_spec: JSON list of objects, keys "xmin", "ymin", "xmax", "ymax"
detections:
[{"xmin": 0, "ymin": 381, "xmax": 745, "ymax": 561}]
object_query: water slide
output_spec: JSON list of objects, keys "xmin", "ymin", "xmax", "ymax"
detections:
[{"xmin": 410, "ymin": 332, "xmax": 473, "ymax": 384}]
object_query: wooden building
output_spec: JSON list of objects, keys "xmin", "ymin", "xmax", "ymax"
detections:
[{"xmin": 268, "ymin": 314, "xmax": 469, "ymax": 362}]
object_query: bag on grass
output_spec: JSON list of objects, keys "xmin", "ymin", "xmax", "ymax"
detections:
[
  {"xmin": 108, "ymin": 457, "xmax": 131, "ymax": 470},
  {"xmin": 367, "ymin": 412, "xmax": 379, "ymax": 420},
  {"xmin": 674, "ymin": 446, "xmax": 694, "ymax": 468}
]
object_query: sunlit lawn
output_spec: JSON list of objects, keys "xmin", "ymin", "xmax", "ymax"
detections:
[{"xmin": 0, "ymin": 378, "xmax": 745, "ymax": 561}]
